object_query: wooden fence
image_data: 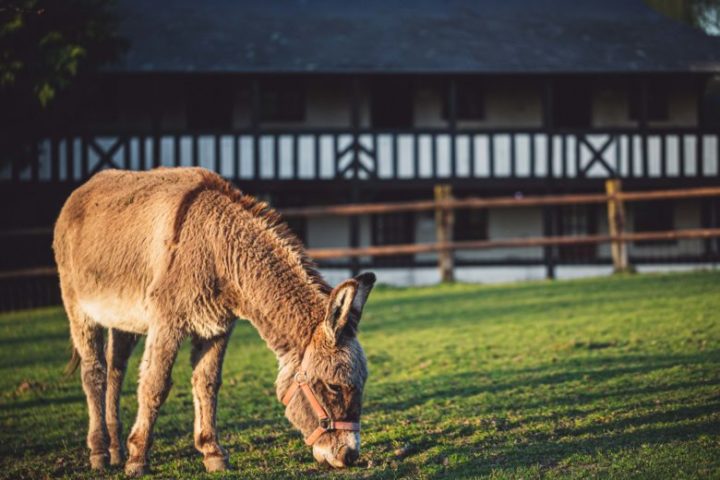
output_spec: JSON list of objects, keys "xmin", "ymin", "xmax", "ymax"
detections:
[
  {"xmin": 1, "ymin": 182, "xmax": 719, "ymax": 311},
  {"xmin": 285, "ymin": 182, "xmax": 720, "ymax": 281}
]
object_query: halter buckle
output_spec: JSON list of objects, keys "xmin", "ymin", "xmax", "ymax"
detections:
[
  {"xmin": 294, "ymin": 371, "xmax": 308, "ymax": 384},
  {"xmin": 319, "ymin": 418, "xmax": 334, "ymax": 431}
]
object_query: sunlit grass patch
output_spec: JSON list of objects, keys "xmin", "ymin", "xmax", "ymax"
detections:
[{"xmin": 1, "ymin": 271, "xmax": 719, "ymax": 479}]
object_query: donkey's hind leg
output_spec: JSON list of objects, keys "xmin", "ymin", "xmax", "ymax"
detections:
[
  {"xmin": 190, "ymin": 327, "xmax": 233, "ymax": 472},
  {"xmin": 105, "ymin": 328, "xmax": 139, "ymax": 466},
  {"xmin": 67, "ymin": 305, "xmax": 109, "ymax": 471},
  {"xmin": 125, "ymin": 326, "xmax": 182, "ymax": 477}
]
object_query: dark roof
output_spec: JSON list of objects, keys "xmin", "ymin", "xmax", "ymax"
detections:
[{"xmin": 112, "ymin": 0, "xmax": 720, "ymax": 74}]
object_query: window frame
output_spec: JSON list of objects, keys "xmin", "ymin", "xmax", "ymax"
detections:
[
  {"xmin": 371, "ymin": 212, "xmax": 415, "ymax": 266},
  {"xmin": 555, "ymin": 204, "xmax": 598, "ymax": 262}
]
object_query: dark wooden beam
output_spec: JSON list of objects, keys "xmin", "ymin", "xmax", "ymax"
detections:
[
  {"xmin": 448, "ymin": 78, "xmax": 457, "ymax": 178},
  {"xmin": 542, "ymin": 77, "xmax": 556, "ymax": 279}
]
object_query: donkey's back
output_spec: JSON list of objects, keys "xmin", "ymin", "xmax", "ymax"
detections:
[{"xmin": 53, "ymin": 167, "xmax": 211, "ymax": 334}]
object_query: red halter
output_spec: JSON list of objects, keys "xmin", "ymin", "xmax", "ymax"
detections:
[{"xmin": 281, "ymin": 372, "xmax": 361, "ymax": 446}]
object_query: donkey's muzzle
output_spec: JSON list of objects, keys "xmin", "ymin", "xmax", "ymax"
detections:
[{"xmin": 337, "ymin": 445, "xmax": 359, "ymax": 467}]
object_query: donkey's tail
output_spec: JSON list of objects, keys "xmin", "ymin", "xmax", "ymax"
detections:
[{"xmin": 64, "ymin": 346, "xmax": 81, "ymax": 376}]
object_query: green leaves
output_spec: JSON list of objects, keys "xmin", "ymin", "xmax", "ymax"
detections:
[
  {"xmin": 0, "ymin": 0, "xmax": 125, "ymax": 167},
  {"xmin": 0, "ymin": 1, "xmax": 121, "ymax": 106}
]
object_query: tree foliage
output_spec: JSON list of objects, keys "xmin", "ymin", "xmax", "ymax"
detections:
[
  {"xmin": 646, "ymin": 0, "xmax": 720, "ymax": 34},
  {"xmin": 0, "ymin": 0, "xmax": 125, "ymax": 167}
]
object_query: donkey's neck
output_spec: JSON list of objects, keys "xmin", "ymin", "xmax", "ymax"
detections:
[{"xmin": 212, "ymin": 201, "xmax": 329, "ymax": 358}]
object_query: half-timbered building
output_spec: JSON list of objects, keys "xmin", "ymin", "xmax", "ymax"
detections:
[{"xmin": 2, "ymin": 0, "xmax": 720, "ymax": 285}]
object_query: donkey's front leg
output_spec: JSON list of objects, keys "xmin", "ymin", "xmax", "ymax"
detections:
[
  {"xmin": 124, "ymin": 326, "xmax": 182, "ymax": 477},
  {"xmin": 190, "ymin": 327, "xmax": 233, "ymax": 473}
]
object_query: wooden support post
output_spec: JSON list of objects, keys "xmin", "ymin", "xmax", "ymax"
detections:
[
  {"xmin": 251, "ymin": 78, "xmax": 261, "ymax": 179},
  {"xmin": 606, "ymin": 179, "xmax": 630, "ymax": 273},
  {"xmin": 350, "ymin": 77, "xmax": 361, "ymax": 179},
  {"xmin": 348, "ymin": 77, "xmax": 361, "ymax": 277},
  {"xmin": 448, "ymin": 78, "xmax": 457, "ymax": 178},
  {"xmin": 434, "ymin": 184, "xmax": 455, "ymax": 282},
  {"xmin": 349, "ymin": 186, "xmax": 360, "ymax": 277},
  {"xmin": 542, "ymin": 206, "xmax": 556, "ymax": 280},
  {"xmin": 542, "ymin": 78, "xmax": 556, "ymax": 280}
]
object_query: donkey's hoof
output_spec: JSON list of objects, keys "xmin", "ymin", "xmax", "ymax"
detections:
[
  {"xmin": 203, "ymin": 455, "xmax": 229, "ymax": 473},
  {"xmin": 109, "ymin": 447, "xmax": 124, "ymax": 466},
  {"xmin": 124, "ymin": 461, "xmax": 148, "ymax": 477},
  {"xmin": 89, "ymin": 452, "xmax": 108, "ymax": 471}
]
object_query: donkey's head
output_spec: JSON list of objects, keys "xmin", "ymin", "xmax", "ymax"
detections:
[{"xmin": 280, "ymin": 272, "xmax": 375, "ymax": 468}]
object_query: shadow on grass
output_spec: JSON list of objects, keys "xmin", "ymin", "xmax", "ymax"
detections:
[
  {"xmin": 413, "ymin": 417, "xmax": 720, "ymax": 480},
  {"xmin": 0, "ymin": 331, "xmax": 68, "ymax": 348},
  {"xmin": 358, "ymin": 351, "xmax": 720, "ymax": 478},
  {"xmin": 368, "ymin": 351, "xmax": 720, "ymax": 413}
]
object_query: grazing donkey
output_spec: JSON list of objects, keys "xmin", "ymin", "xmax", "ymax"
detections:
[{"xmin": 53, "ymin": 167, "xmax": 375, "ymax": 476}]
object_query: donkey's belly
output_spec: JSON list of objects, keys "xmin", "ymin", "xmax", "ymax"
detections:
[{"xmin": 78, "ymin": 295, "xmax": 150, "ymax": 334}]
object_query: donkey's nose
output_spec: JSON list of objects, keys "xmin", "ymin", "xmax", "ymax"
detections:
[{"xmin": 338, "ymin": 445, "xmax": 359, "ymax": 467}]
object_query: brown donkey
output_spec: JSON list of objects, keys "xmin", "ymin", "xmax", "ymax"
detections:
[{"xmin": 53, "ymin": 167, "xmax": 375, "ymax": 476}]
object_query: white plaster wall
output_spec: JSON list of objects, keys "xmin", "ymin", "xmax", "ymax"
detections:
[
  {"xmin": 414, "ymin": 80, "xmax": 542, "ymax": 128},
  {"xmin": 593, "ymin": 84, "xmax": 698, "ymax": 128},
  {"xmin": 306, "ymin": 215, "xmax": 349, "ymax": 266},
  {"xmin": 306, "ymin": 214, "xmax": 372, "ymax": 264},
  {"xmin": 455, "ymin": 207, "xmax": 544, "ymax": 261}
]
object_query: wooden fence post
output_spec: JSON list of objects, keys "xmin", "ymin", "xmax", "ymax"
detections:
[
  {"xmin": 605, "ymin": 179, "xmax": 630, "ymax": 273},
  {"xmin": 434, "ymin": 184, "xmax": 455, "ymax": 282}
]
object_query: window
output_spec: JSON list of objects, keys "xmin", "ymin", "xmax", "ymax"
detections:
[
  {"xmin": 629, "ymin": 83, "xmax": 670, "ymax": 122},
  {"xmin": 370, "ymin": 79, "xmax": 413, "ymax": 128},
  {"xmin": 442, "ymin": 80, "xmax": 485, "ymax": 121},
  {"xmin": 555, "ymin": 205, "xmax": 598, "ymax": 262},
  {"xmin": 372, "ymin": 213, "xmax": 415, "ymax": 265},
  {"xmin": 186, "ymin": 79, "xmax": 233, "ymax": 130},
  {"xmin": 453, "ymin": 208, "xmax": 488, "ymax": 241},
  {"xmin": 553, "ymin": 80, "xmax": 592, "ymax": 128},
  {"xmin": 260, "ymin": 80, "xmax": 305, "ymax": 122},
  {"xmin": 633, "ymin": 201, "xmax": 675, "ymax": 246}
]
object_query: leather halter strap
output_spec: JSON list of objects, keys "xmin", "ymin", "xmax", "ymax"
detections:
[{"xmin": 281, "ymin": 372, "xmax": 360, "ymax": 446}]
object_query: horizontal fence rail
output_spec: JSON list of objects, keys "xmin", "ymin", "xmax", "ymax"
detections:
[
  {"xmin": 281, "ymin": 186, "xmax": 720, "ymax": 217},
  {"xmin": 306, "ymin": 228, "xmax": 720, "ymax": 259},
  {"xmin": 4, "ymin": 186, "xmax": 720, "ymax": 238},
  {"xmin": 2, "ymin": 128, "xmax": 720, "ymax": 183},
  {"xmin": 6, "ymin": 228, "xmax": 718, "ymax": 270}
]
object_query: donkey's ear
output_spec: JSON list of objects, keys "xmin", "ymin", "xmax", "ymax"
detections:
[
  {"xmin": 351, "ymin": 272, "xmax": 376, "ymax": 318},
  {"xmin": 324, "ymin": 272, "xmax": 376, "ymax": 344},
  {"xmin": 324, "ymin": 279, "xmax": 358, "ymax": 344}
]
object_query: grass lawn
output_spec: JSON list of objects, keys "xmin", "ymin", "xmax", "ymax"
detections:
[{"xmin": 1, "ymin": 271, "xmax": 719, "ymax": 479}]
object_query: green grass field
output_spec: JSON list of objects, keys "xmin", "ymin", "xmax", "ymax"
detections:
[{"xmin": 1, "ymin": 271, "xmax": 719, "ymax": 479}]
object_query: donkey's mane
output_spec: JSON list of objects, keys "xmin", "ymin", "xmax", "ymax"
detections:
[{"xmin": 172, "ymin": 170, "xmax": 332, "ymax": 296}]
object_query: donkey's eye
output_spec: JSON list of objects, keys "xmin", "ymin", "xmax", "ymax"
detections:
[{"xmin": 327, "ymin": 384, "xmax": 343, "ymax": 394}]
